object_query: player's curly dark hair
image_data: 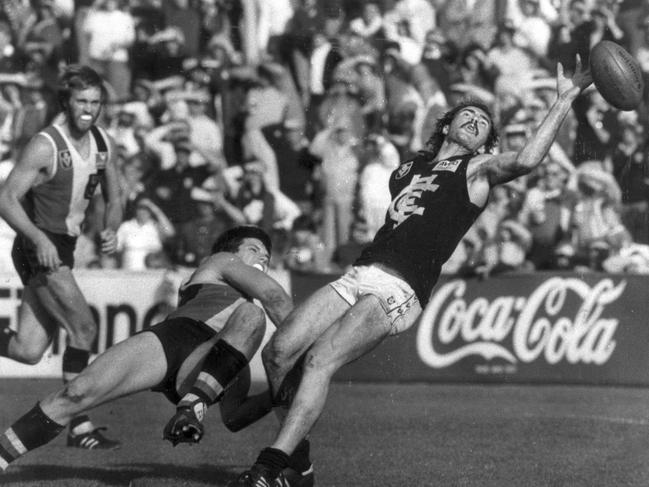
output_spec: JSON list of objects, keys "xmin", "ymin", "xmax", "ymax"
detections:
[
  {"xmin": 57, "ymin": 64, "xmax": 108, "ymax": 109},
  {"xmin": 211, "ymin": 226, "xmax": 272, "ymax": 255},
  {"xmin": 422, "ymin": 99, "xmax": 499, "ymax": 157}
]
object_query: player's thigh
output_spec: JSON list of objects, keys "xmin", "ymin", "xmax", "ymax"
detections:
[
  {"xmin": 270, "ymin": 284, "xmax": 350, "ymax": 360},
  {"xmin": 218, "ymin": 301, "xmax": 266, "ymax": 353},
  {"xmin": 35, "ymin": 267, "xmax": 94, "ymax": 331},
  {"xmin": 305, "ymin": 294, "xmax": 393, "ymax": 374},
  {"xmin": 70, "ymin": 332, "xmax": 168, "ymax": 406}
]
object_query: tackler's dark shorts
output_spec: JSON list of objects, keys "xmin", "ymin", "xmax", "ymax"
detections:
[
  {"xmin": 143, "ymin": 317, "xmax": 216, "ymax": 404},
  {"xmin": 11, "ymin": 231, "xmax": 76, "ymax": 285}
]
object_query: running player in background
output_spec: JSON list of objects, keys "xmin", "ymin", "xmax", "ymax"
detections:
[
  {"xmin": 0, "ymin": 226, "xmax": 312, "ymax": 485},
  {"xmin": 0, "ymin": 64, "xmax": 122, "ymax": 450},
  {"xmin": 229, "ymin": 58, "xmax": 593, "ymax": 486}
]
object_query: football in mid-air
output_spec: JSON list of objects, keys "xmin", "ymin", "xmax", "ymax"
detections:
[{"xmin": 589, "ymin": 40, "xmax": 644, "ymax": 111}]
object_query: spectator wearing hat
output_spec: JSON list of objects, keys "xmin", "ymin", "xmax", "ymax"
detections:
[
  {"xmin": 81, "ymin": 0, "xmax": 135, "ymax": 100},
  {"xmin": 116, "ymin": 197, "xmax": 175, "ymax": 271}
]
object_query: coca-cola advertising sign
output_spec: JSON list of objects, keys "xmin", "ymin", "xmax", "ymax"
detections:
[
  {"xmin": 417, "ymin": 277, "xmax": 624, "ymax": 369},
  {"xmin": 303, "ymin": 272, "xmax": 649, "ymax": 385}
]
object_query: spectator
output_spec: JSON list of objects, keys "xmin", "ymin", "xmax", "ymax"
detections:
[
  {"xmin": 611, "ymin": 118, "xmax": 649, "ymax": 244},
  {"xmin": 230, "ymin": 161, "xmax": 301, "ymax": 233},
  {"xmin": 261, "ymin": 118, "xmax": 320, "ymax": 215},
  {"xmin": 518, "ymin": 161, "xmax": 578, "ymax": 270},
  {"xmin": 284, "ymin": 213, "xmax": 329, "ymax": 273},
  {"xmin": 568, "ymin": 162, "xmax": 631, "ymax": 271},
  {"xmin": 309, "ymin": 119, "xmax": 360, "ymax": 258},
  {"xmin": 479, "ymin": 219, "xmax": 533, "ymax": 276},
  {"xmin": 173, "ymin": 187, "xmax": 243, "ymax": 268},
  {"xmin": 162, "ymin": 0, "xmax": 201, "ymax": 58},
  {"xmin": 81, "ymin": 0, "xmax": 135, "ymax": 100},
  {"xmin": 572, "ymin": 88, "xmax": 620, "ymax": 166},
  {"xmin": 116, "ymin": 197, "xmax": 175, "ymax": 271},
  {"xmin": 147, "ymin": 138, "xmax": 212, "ymax": 226},
  {"xmin": 357, "ymin": 133, "xmax": 400, "ymax": 239}
]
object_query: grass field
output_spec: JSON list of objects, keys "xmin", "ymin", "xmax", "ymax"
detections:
[{"xmin": 1, "ymin": 379, "xmax": 649, "ymax": 486}]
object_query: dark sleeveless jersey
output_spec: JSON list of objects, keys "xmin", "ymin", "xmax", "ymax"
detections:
[
  {"xmin": 355, "ymin": 152, "xmax": 485, "ymax": 305},
  {"xmin": 166, "ymin": 282, "xmax": 251, "ymax": 331}
]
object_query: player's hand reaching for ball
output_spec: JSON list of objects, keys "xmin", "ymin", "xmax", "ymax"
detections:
[
  {"xmin": 100, "ymin": 228, "xmax": 118, "ymax": 254},
  {"xmin": 557, "ymin": 55, "xmax": 593, "ymax": 101}
]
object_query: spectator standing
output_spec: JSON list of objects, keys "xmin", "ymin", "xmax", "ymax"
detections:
[
  {"xmin": 81, "ymin": 0, "xmax": 135, "ymax": 100},
  {"xmin": 357, "ymin": 134, "xmax": 400, "ymax": 239},
  {"xmin": 309, "ymin": 120, "xmax": 360, "ymax": 258},
  {"xmin": 116, "ymin": 197, "xmax": 175, "ymax": 271}
]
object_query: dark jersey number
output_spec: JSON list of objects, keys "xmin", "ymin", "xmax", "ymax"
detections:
[{"xmin": 84, "ymin": 173, "xmax": 100, "ymax": 199}]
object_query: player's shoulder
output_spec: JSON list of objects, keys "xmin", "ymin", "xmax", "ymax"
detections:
[{"xmin": 18, "ymin": 129, "xmax": 57, "ymax": 166}]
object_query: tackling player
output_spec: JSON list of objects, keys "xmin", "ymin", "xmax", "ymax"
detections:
[
  {"xmin": 229, "ymin": 59, "xmax": 593, "ymax": 485},
  {"xmin": 0, "ymin": 225, "xmax": 311, "ymax": 485},
  {"xmin": 0, "ymin": 64, "xmax": 122, "ymax": 449}
]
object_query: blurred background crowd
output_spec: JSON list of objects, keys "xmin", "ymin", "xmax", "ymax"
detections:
[{"xmin": 1, "ymin": 0, "xmax": 649, "ymax": 278}]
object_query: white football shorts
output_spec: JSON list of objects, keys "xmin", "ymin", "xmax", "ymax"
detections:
[{"xmin": 329, "ymin": 265, "xmax": 421, "ymax": 335}]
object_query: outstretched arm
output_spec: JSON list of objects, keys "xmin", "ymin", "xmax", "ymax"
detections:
[{"xmin": 483, "ymin": 57, "xmax": 593, "ymax": 186}]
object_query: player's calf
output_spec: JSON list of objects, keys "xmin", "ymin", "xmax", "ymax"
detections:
[{"xmin": 0, "ymin": 403, "xmax": 64, "ymax": 471}]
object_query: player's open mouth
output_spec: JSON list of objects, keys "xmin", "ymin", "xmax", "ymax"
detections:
[
  {"xmin": 462, "ymin": 124, "xmax": 477, "ymax": 135},
  {"xmin": 80, "ymin": 115, "xmax": 93, "ymax": 122}
]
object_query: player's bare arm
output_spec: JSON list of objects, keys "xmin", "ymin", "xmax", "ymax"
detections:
[
  {"xmin": 219, "ymin": 255, "xmax": 293, "ymax": 327},
  {"xmin": 0, "ymin": 135, "xmax": 61, "ymax": 269},
  {"xmin": 190, "ymin": 252, "xmax": 293, "ymax": 327},
  {"xmin": 98, "ymin": 134, "xmax": 123, "ymax": 254},
  {"xmin": 475, "ymin": 57, "xmax": 592, "ymax": 188}
]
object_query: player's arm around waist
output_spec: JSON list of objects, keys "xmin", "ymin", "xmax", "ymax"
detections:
[{"xmin": 216, "ymin": 254, "xmax": 293, "ymax": 327}]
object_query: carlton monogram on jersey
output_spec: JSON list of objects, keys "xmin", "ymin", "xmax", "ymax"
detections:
[
  {"xmin": 356, "ymin": 152, "xmax": 485, "ymax": 305},
  {"xmin": 389, "ymin": 174, "xmax": 439, "ymax": 228}
]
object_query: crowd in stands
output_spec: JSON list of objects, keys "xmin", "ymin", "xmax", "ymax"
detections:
[{"xmin": 1, "ymin": 0, "xmax": 649, "ymax": 278}]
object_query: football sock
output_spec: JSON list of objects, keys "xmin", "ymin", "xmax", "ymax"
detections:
[
  {"xmin": 62, "ymin": 346, "xmax": 93, "ymax": 435},
  {"xmin": 287, "ymin": 439, "xmax": 312, "ymax": 474},
  {"xmin": 0, "ymin": 326, "xmax": 16, "ymax": 357},
  {"xmin": 179, "ymin": 339, "xmax": 247, "ymax": 407},
  {"xmin": 0, "ymin": 403, "xmax": 64, "ymax": 471},
  {"xmin": 255, "ymin": 447, "xmax": 290, "ymax": 479}
]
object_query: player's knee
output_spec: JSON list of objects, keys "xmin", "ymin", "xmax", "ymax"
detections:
[
  {"xmin": 61, "ymin": 375, "xmax": 99, "ymax": 406},
  {"xmin": 302, "ymin": 349, "xmax": 337, "ymax": 378},
  {"xmin": 12, "ymin": 342, "xmax": 47, "ymax": 365},
  {"xmin": 67, "ymin": 321, "xmax": 97, "ymax": 347}
]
